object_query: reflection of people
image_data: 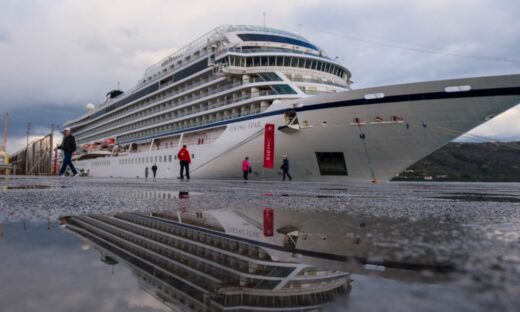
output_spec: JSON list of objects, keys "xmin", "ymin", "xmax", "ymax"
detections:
[
  {"xmin": 151, "ymin": 164, "xmax": 158, "ymax": 179},
  {"xmin": 56, "ymin": 128, "xmax": 78, "ymax": 177},
  {"xmin": 177, "ymin": 145, "xmax": 191, "ymax": 180},
  {"xmin": 145, "ymin": 167, "xmax": 149, "ymax": 180},
  {"xmin": 242, "ymin": 157, "xmax": 251, "ymax": 180},
  {"xmin": 178, "ymin": 191, "xmax": 190, "ymax": 213},
  {"xmin": 280, "ymin": 155, "xmax": 292, "ymax": 181}
]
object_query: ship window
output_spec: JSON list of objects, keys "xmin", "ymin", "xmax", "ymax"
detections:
[
  {"xmin": 237, "ymin": 34, "xmax": 319, "ymax": 50},
  {"xmin": 315, "ymin": 152, "xmax": 348, "ymax": 175},
  {"xmin": 272, "ymin": 84, "xmax": 297, "ymax": 95},
  {"xmin": 258, "ymin": 72, "xmax": 282, "ymax": 81},
  {"xmin": 168, "ymin": 155, "xmax": 172, "ymax": 162},
  {"xmin": 268, "ymin": 56, "xmax": 275, "ymax": 66},
  {"xmin": 275, "ymin": 56, "xmax": 283, "ymax": 66},
  {"xmin": 445, "ymin": 85, "xmax": 471, "ymax": 92}
]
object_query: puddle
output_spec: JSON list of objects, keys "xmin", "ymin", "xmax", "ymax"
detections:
[
  {"xmin": 132, "ymin": 190, "xmax": 204, "ymax": 200},
  {"xmin": 0, "ymin": 221, "xmax": 168, "ymax": 312},
  {"xmin": 279, "ymin": 193, "xmax": 339, "ymax": 198},
  {"xmin": 436, "ymin": 192, "xmax": 520, "ymax": 203},
  {"xmin": 2, "ymin": 178, "xmax": 520, "ymax": 311},
  {"xmin": 51, "ymin": 208, "xmax": 469, "ymax": 311},
  {"xmin": 2, "ymin": 185, "xmax": 69, "ymax": 190},
  {"xmin": 59, "ymin": 211, "xmax": 354, "ymax": 311}
]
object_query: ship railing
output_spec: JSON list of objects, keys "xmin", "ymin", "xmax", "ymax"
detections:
[
  {"xmin": 80, "ymin": 81, "xmax": 241, "ymax": 137},
  {"xmin": 300, "ymin": 89, "xmax": 332, "ymax": 96},
  {"xmin": 74, "ymin": 75, "xmax": 221, "ymax": 137},
  {"xmin": 160, "ymin": 73, "xmax": 220, "ymax": 91},
  {"xmin": 143, "ymin": 49, "xmax": 213, "ymax": 82},
  {"xmin": 290, "ymin": 77, "xmax": 348, "ymax": 88},
  {"xmin": 78, "ymin": 77, "xmax": 273, "ymax": 139},
  {"xmin": 143, "ymin": 25, "xmax": 231, "ymax": 76},
  {"xmin": 71, "ymin": 217, "xmax": 215, "ymax": 296},
  {"xmin": 220, "ymin": 46, "xmax": 331, "ymax": 60},
  {"xmin": 114, "ymin": 92, "xmax": 278, "ymax": 143}
]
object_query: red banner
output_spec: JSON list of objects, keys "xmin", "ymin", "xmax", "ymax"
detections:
[{"xmin": 263, "ymin": 123, "xmax": 275, "ymax": 168}]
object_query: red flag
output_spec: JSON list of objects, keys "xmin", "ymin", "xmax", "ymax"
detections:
[
  {"xmin": 263, "ymin": 123, "xmax": 275, "ymax": 168},
  {"xmin": 263, "ymin": 207, "xmax": 274, "ymax": 236}
]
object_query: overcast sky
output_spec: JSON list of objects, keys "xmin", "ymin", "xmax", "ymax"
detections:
[{"xmin": 1, "ymin": 0, "xmax": 519, "ymax": 153}]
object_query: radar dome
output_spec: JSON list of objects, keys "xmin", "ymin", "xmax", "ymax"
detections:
[
  {"xmin": 86, "ymin": 103, "xmax": 95, "ymax": 112},
  {"xmin": 81, "ymin": 241, "xmax": 90, "ymax": 251}
]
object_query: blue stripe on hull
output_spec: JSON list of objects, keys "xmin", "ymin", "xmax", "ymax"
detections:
[{"xmin": 118, "ymin": 86, "xmax": 520, "ymax": 144}]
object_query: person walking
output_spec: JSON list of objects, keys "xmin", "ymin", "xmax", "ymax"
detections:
[
  {"xmin": 151, "ymin": 164, "xmax": 158, "ymax": 179},
  {"xmin": 242, "ymin": 157, "xmax": 251, "ymax": 180},
  {"xmin": 145, "ymin": 167, "xmax": 149, "ymax": 180},
  {"xmin": 281, "ymin": 155, "xmax": 292, "ymax": 181},
  {"xmin": 177, "ymin": 145, "xmax": 191, "ymax": 179},
  {"xmin": 56, "ymin": 127, "xmax": 78, "ymax": 177}
]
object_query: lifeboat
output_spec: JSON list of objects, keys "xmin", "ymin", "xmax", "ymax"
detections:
[{"xmin": 95, "ymin": 138, "xmax": 115, "ymax": 148}]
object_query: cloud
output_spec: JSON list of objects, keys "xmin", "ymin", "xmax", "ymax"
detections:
[
  {"xmin": 0, "ymin": 27, "xmax": 8, "ymax": 42},
  {"xmin": 3, "ymin": 104, "xmax": 82, "ymax": 153},
  {"xmin": 456, "ymin": 104, "xmax": 520, "ymax": 142},
  {"xmin": 0, "ymin": 0, "xmax": 519, "ymax": 146}
]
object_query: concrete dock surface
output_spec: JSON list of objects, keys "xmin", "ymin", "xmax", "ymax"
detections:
[{"xmin": 1, "ymin": 176, "xmax": 519, "ymax": 311}]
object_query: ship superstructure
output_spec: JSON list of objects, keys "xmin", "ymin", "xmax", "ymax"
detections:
[{"xmin": 66, "ymin": 25, "xmax": 349, "ymax": 147}]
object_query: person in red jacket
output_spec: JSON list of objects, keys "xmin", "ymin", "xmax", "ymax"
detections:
[{"xmin": 177, "ymin": 145, "xmax": 191, "ymax": 179}]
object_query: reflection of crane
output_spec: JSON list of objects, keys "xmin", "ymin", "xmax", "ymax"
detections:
[
  {"xmin": 1, "ymin": 112, "xmax": 7, "ymax": 152},
  {"xmin": 0, "ymin": 113, "xmax": 10, "ymax": 176}
]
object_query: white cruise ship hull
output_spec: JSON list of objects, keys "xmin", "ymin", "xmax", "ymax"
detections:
[{"xmin": 73, "ymin": 74, "xmax": 520, "ymax": 182}]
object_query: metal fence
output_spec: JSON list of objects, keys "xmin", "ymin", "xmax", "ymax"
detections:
[{"xmin": 10, "ymin": 132, "xmax": 54, "ymax": 175}]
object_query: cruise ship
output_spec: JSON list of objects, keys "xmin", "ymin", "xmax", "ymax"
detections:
[{"xmin": 64, "ymin": 25, "xmax": 520, "ymax": 181}]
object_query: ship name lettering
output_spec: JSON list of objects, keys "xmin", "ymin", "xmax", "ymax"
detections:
[
  {"xmin": 228, "ymin": 121, "xmax": 262, "ymax": 131},
  {"xmin": 228, "ymin": 227, "xmax": 260, "ymax": 238}
]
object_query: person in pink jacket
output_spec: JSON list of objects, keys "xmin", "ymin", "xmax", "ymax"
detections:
[{"xmin": 242, "ymin": 157, "xmax": 251, "ymax": 180}]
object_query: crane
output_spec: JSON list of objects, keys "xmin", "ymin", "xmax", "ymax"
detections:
[{"xmin": 1, "ymin": 112, "xmax": 7, "ymax": 152}]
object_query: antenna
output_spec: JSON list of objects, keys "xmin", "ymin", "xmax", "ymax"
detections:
[
  {"xmin": 298, "ymin": 23, "xmax": 302, "ymax": 36},
  {"xmin": 117, "ymin": 81, "xmax": 120, "ymax": 90},
  {"xmin": 262, "ymin": 12, "xmax": 266, "ymax": 27}
]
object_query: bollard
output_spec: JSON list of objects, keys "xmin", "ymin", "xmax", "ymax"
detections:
[
  {"xmin": 53, "ymin": 148, "xmax": 58, "ymax": 175},
  {"xmin": 263, "ymin": 207, "xmax": 274, "ymax": 237}
]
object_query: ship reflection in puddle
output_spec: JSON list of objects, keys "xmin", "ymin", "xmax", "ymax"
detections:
[
  {"xmin": 59, "ymin": 199, "xmax": 457, "ymax": 311},
  {"xmin": 132, "ymin": 190, "xmax": 203, "ymax": 200},
  {"xmin": 1, "ymin": 184, "xmax": 70, "ymax": 190}
]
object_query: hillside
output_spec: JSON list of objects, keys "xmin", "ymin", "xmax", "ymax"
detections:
[{"xmin": 393, "ymin": 142, "xmax": 520, "ymax": 182}]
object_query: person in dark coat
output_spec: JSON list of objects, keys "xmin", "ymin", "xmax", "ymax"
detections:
[
  {"xmin": 281, "ymin": 155, "xmax": 292, "ymax": 181},
  {"xmin": 145, "ymin": 167, "xmax": 149, "ymax": 180},
  {"xmin": 151, "ymin": 164, "xmax": 158, "ymax": 179},
  {"xmin": 56, "ymin": 128, "xmax": 78, "ymax": 176},
  {"xmin": 177, "ymin": 145, "xmax": 191, "ymax": 179}
]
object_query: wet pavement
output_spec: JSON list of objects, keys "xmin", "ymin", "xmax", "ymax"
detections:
[{"xmin": 1, "ymin": 176, "xmax": 520, "ymax": 311}]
